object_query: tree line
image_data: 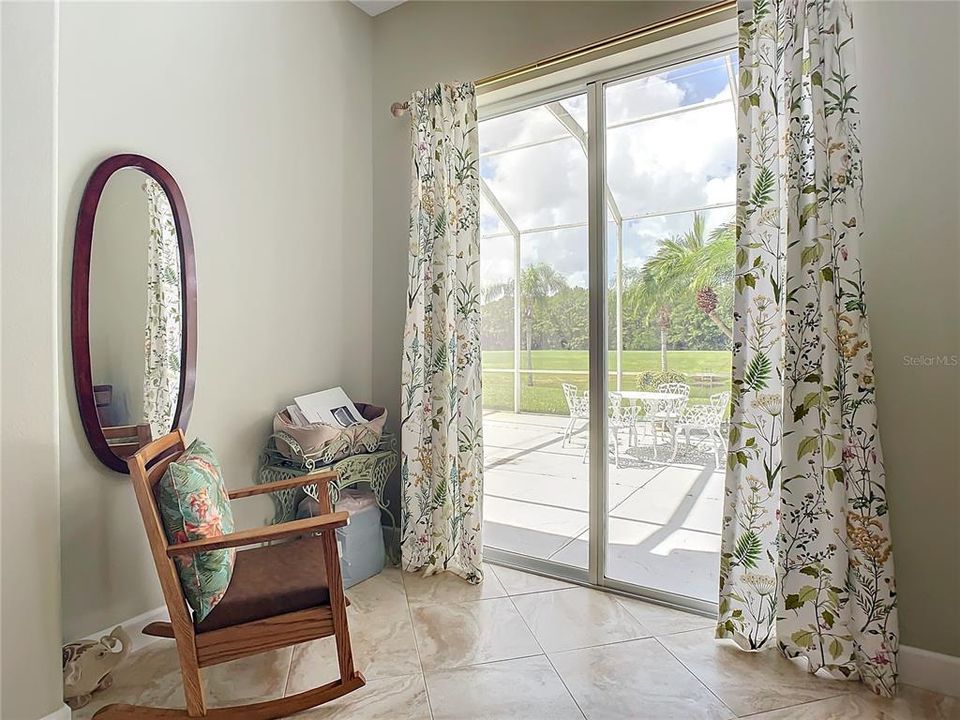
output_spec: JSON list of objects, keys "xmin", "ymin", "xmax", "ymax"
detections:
[{"xmin": 482, "ymin": 213, "xmax": 734, "ymax": 373}]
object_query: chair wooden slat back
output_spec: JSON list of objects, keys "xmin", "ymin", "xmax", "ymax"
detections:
[
  {"xmin": 101, "ymin": 423, "xmax": 154, "ymax": 459},
  {"xmin": 102, "ymin": 423, "xmax": 153, "ymax": 441},
  {"xmin": 139, "ymin": 431, "xmax": 189, "ymax": 486},
  {"xmin": 126, "ymin": 429, "xmax": 201, "ymax": 697}
]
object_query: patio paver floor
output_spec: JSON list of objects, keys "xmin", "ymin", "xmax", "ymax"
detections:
[{"xmin": 483, "ymin": 410, "xmax": 723, "ymax": 602}]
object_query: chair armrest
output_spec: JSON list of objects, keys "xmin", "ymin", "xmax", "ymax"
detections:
[
  {"xmin": 228, "ymin": 469, "xmax": 337, "ymax": 500},
  {"xmin": 165, "ymin": 512, "xmax": 349, "ymax": 557}
]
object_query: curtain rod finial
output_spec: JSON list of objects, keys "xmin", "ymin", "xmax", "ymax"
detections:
[{"xmin": 391, "ymin": 101, "xmax": 409, "ymax": 118}]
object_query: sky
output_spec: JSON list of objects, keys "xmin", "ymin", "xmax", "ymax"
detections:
[{"xmin": 479, "ymin": 51, "xmax": 737, "ymax": 291}]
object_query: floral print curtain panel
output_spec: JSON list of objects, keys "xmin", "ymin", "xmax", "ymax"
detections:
[
  {"xmin": 400, "ymin": 83, "xmax": 484, "ymax": 583},
  {"xmin": 142, "ymin": 178, "xmax": 183, "ymax": 440},
  {"xmin": 718, "ymin": 0, "xmax": 899, "ymax": 696}
]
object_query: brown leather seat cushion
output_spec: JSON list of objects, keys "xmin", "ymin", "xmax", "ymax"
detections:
[{"xmin": 195, "ymin": 537, "xmax": 330, "ymax": 633}]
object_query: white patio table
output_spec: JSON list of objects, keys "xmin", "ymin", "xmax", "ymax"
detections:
[{"xmin": 613, "ymin": 390, "xmax": 685, "ymax": 459}]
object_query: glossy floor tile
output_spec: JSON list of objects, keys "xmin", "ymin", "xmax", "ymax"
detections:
[
  {"xmin": 658, "ymin": 628, "xmax": 851, "ymax": 716},
  {"xmin": 410, "ymin": 596, "xmax": 541, "ymax": 670},
  {"xmin": 290, "ymin": 674, "xmax": 432, "ymax": 720},
  {"xmin": 402, "ymin": 562, "xmax": 506, "ymax": 606},
  {"xmin": 344, "ymin": 567, "xmax": 410, "ymax": 614},
  {"xmin": 489, "ymin": 564, "xmax": 575, "ymax": 595},
  {"xmin": 615, "ymin": 593, "xmax": 715, "ymax": 635},
  {"xmin": 286, "ymin": 603, "xmax": 420, "ymax": 689},
  {"xmin": 741, "ymin": 685, "xmax": 960, "ymax": 719},
  {"xmin": 73, "ymin": 643, "xmax": 292, "ymax": 719},
  {"xmin": 511, "ymin": 586, "xmax": 651, "ymax": 652},
  {"xmin": 85, "ymin": 565, "xmax": 958, "ymax": 720},
  {"xmin": 550, "ymin": 637, "xmax": 735, "ymax": 719},
  {"xmin": 425, "ymin": 655, "xmax": 584, "ymax": 720}
]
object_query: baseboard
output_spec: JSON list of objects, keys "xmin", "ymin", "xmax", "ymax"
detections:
[
  {"xmin": 74, "ymin": 605, "xmax": 170, "ymax": 656},
  {"xmin": 41, "ymin": 703, "xmax": 71, "ymax": 720},
  {"xmin": 900, "ymin": 644, "xmax": 960, "ymax": 698}
]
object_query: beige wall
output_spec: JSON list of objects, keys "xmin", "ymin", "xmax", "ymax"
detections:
[
  {"xmin": 371, "ymin": 1, "xmax": 960, "ymax": 658},
  {"xmin": 58, "ymin": 1, "xmax": 374, "ymax": 641},
  {"xmin": 854, "ymin": 0, "xmax": 960, "ymax": 657},
  {"xmin": 1, "ymin": 2, "xmax": 66, "ymax": 718}
]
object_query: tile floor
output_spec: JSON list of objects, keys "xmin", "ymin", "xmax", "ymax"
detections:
[
  {"xmin": 75, "ymin": 564, "xmax": 959, "ymax": 719},
  {"xmin": 483, "ymin": 411, "xmax": 724, "ymax": 601}
]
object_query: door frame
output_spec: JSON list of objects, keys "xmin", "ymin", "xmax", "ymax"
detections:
[{"xmin": 480, "ymin": 29, "xmax": 736, "ymax": 617}]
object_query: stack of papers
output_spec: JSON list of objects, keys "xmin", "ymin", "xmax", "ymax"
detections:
[
  {"xmin": 287, "ymin": 386, "xmax": 364, "ymax": 428},
  {"xmin": 284, "ymin": 404, "xmax": 311, "ymax": 427}
]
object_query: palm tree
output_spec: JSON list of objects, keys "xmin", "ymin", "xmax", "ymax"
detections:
[
  {"xmin": 483, "ymin": 263, "xmax": 567, "ymax": 385},
  {"xmin": 623, "ymin": 263, "xmax": 674, "ymax": 370},
  {"xmin": 639, "ymin": 213, "xmax": 734, "ymax": 341}
]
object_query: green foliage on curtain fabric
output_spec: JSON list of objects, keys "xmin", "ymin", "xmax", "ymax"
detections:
[
  {"xmin": 400, "ymin": 82, "xmax": 484, "ymax": 583},
  {"xmin": 718, "ymin": 0, "xmax": 898, "ymax": 697}
]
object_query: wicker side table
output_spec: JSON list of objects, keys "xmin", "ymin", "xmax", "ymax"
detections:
[{"xmin": 255, "ymin": 431, "xmax": 398, "ymax": 537}]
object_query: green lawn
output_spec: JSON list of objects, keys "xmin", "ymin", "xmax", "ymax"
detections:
[{"xmin": 482, "ymin": 350, "xmax": 731, "ymax": 415}]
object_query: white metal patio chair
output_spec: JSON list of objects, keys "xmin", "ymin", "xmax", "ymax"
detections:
[
  {"xmin": 633, "ymin": 396, "xmax": 662, "ymax": 458},
  {"xmin": 561, "ymin": 382, "xmax": 589, "ymax": 448},
  {"xmin": 649, "ymin": 382, "xmax": 690, "ymax": 453},
  {"xmin": 670, "ymin": 390, "xmax": 731, "ymax": 465},
  {"xmin": 655, "ymin": 382, "xmax": 690, "ymax": 418},
  {"xmin": 583, "ymin": 392, "xmax": 641, "ymax": 468}
]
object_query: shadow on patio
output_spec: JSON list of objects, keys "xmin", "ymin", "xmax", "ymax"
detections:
[{"xmin": 482, "ymin": 410, "xmax": 723, "ymax": 602}]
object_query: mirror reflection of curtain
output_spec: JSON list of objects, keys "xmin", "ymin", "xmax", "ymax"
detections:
[{"xmin": 142, "ymin": 178, "xmax": 182, "ymax": 440}]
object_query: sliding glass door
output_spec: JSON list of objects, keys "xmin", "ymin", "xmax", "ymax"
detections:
[
  {"xmin": 479, "ymin": 94, "xmax": 591, "ymax": 572},
  {"xmin": 480, "ymin": 39, "xmax": 737, "ymax": 610},
  {"xmin": 601, "ymin": 53, "xmax": 737, "ymax": 605}
]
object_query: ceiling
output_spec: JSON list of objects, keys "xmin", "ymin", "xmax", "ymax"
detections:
[{"xmin": 349, "ymin": 0, "xmax": 406, "ymax": 16}]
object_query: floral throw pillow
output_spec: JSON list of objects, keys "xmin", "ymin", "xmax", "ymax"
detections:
[{"xmin": 156, "ymin": 438, "xmax": 235, "ymax": 623}]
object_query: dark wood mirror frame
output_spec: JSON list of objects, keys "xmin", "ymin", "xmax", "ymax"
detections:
[{"xmin": 71, "ymin": 154, "xmax": 197, "ymax": 473}]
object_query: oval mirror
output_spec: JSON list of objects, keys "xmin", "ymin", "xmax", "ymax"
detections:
[{"xmin": 71, "ymin": 154, "xmax": 196, "ymax": 473}]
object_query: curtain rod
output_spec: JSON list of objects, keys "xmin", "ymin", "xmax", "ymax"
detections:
[{"xmin": 390, "ymin": 0, "xmax": 736, "ymax": 117}]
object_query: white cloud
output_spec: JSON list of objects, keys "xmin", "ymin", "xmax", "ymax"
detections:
[
  {"xmin": 480, "ymin": 104, "xmax": 568, "ymax": 155},
  {"xmin": 606, "ymin": 102, "xmax": 736, "ymax": 218},
  {"xmin": 606, "ymin": 74, "xmax": 685, "ymax": 124},
  {"xmin": 521, "ymin": 227, "xmax": 588, "ymax": 285},
  {"xmin": 483, "ymin": 138, "xmax": 588, "ymax": 229},
  {"xmin": 480, "ymin": 235, "xmax": 515, "ymax": 287},
  {"xmin": 705, "ymin": 174, "xmax": 736, "ymax": 205},
  {"xmin": 479, "ymin": 54, "xmax": 736, "ymax": 288}
]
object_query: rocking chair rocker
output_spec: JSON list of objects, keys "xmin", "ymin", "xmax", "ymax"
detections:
[{"xmin": 94, "ymin": 430, "xmax": 365, "ymax": 719}]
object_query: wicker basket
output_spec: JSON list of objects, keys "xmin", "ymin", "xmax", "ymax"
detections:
[
  {"xmin": 272, "ymin": 402, "xmax": 386, "ymax": 465},
  {"xmin": 256, "ymin": 432, "xmax": 399, "ymax": 535}
]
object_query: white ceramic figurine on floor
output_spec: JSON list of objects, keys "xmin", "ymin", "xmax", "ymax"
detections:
[{"xmin": 62, "ymin": 625, "xmax": 130, "ymax": 709}]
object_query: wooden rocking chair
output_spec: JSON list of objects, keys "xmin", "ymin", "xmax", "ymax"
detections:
[{"xmin": 94, "ymin": 430, "xmax": 365, "ymax": 719}]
